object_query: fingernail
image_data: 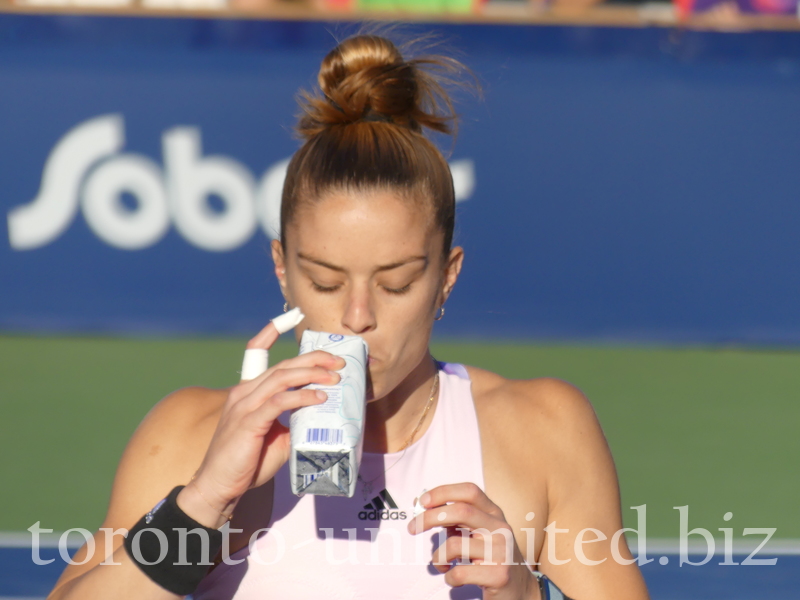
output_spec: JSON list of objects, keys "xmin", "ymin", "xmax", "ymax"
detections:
[
  {"xmin": 407, "ymin": 519, "xmax": 416, "ymax": 534},
  {"xmin": 420, "ymin": 492, "xmax": 431, "ymax": 507},
  {"xmin": 315, "ymin": 390, "xmax": 327, "ymax": 401}
]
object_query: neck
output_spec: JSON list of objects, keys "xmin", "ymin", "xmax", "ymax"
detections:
[{"xmin": 363, "ymin": 353, "xmax": 439, "ymax": 454}]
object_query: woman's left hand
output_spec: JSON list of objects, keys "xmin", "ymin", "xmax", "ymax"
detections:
[{"xmin": 408, "ymin": 482, "xmax": 541, "ymax": 600}]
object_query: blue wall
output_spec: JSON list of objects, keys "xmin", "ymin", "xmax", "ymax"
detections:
[{"xmin": 2, "ymin": 16, "xmax": 800, "ymax": 343}]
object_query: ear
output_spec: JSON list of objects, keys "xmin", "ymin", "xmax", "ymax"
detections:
[
  {"xmin": 440, "ymin": 246, "xmax": 464, "ymax": 306},
  {"xmin": 271, "ymin": 238, "xmax": 289, "ymax": 300}
]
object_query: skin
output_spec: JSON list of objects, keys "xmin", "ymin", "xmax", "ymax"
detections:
[{"xmin": 47, "ymin": 188, "xmax": 650, "ymax": 600}]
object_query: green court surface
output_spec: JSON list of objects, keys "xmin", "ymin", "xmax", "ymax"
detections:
[{"xmin": 1, "ymin": 334, "xmax": 797, "ymax": 539}]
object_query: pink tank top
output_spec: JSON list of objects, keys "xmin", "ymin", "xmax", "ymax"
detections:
[{"xmin": 191, "ymin": 362, "xmax": 485, "ymax": 600}]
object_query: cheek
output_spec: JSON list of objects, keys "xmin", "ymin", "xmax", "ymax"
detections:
[
  {"xmin": 375, "ymin": 296, "xmax": 435, "ymax": 359},
  {"xmin": 369, "ymin": 316, "xmax": 434, "ymax": 390}
]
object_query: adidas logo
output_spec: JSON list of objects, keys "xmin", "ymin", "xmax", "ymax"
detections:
[{"xmin": 358, "ymin": 489, "xmax": 408, "ymax": 521}]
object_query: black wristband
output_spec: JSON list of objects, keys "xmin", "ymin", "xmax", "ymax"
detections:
[{"xmin": 124, "ymin": 485, "xmax": 223, "ymax": 595}]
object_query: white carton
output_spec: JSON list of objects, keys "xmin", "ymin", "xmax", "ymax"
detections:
[{"xmin": 289, "ymin": 331, "xmax": 369, "ymax": 497}]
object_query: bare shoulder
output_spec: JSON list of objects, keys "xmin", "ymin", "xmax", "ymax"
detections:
[
  {"xmin": 465, "ymin": 365, "xmax": 614, "ymax": 506},
  {"xmin": 466, "ymin": 365, "xmax": 602, "ymax": 443}
]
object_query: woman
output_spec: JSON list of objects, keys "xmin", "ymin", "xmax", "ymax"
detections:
[{"xmin": 48, "ymin": 34, "xmax": 649, "ymax": 600}]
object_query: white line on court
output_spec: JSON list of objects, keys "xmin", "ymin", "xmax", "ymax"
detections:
[
  {"xmin": 630, "ymin": 537, "xmax": 800, "ymax": 556},
  {"xmin": 0, "ymin": 532, "xmax": 82, "ymax": 549}
]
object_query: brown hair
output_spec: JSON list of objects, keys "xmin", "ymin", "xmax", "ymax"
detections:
[{"xmin": 280, "ymin": 34, "xmax": 469, "ymax": 256}]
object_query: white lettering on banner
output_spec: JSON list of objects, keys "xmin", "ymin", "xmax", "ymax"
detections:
[
  {"xmin": 82, "ymin": 154, "xmax": 170, "ymax": 250},
  {"xmin": 7, "ymin": 114, "xmax": 476, "ymax": 252},
  {"xmin": 163, "ymin": 127, "xmax": 257, "ymax": 252},
  {"xmin": 256, "ymin": 157, "xmax": 292, "ymax": 241},
  {"xmin": 8, "ymin": 114, "xmax": 124, "ymax": 250},
  {"xmin": 450, "ymin": 158, "xmax": 475, "ymax": 202}
]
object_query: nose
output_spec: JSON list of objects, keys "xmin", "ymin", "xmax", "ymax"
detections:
[{"xmin": 341, "ymin": 284, "xmax": 377, "ymax": 335}]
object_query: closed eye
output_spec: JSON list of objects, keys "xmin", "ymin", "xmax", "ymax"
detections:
[
  {"xmin": 383, "ymin": 284, "xmax": 411, "ymax": 295},
  {"xmin": 311, "ymin": 282, "xmax": 340, "ymax": 293}
]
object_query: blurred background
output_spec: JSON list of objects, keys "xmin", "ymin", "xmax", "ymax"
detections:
[{"xmin": 0, "ymin": 1, "xmax": 799, "ymax": 598}]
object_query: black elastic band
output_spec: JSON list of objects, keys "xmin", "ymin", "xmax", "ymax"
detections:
[
  {"xmin": 124, "ymin": 485, "xmax": 223, "ymax": 595},
  {"xmin": 362, "ymin": 110, "xmax": 393, "ymax": 123},
  {"xmin": 324, "ymin": 95, "xmax": 392, "ymax": 124}
]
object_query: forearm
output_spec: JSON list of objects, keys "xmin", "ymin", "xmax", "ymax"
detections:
[
  {"xmin": 49, "ymin": 486, "xmax": 229, "ymax": 600},
  {"xmin": 47, "ymin": 543, "xmax": 186, "ymax": 600}
]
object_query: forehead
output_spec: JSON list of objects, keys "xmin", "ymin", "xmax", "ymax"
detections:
[{"xmin": 287, "ymin": 189, "xmax": 440, "ymax": 265}]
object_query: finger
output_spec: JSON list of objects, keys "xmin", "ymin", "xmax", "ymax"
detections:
[
  {"xmin": 431, "ymin": 528, "xmax": 485, "ymax": 571},
  {"xmin": 248, "ymin": 388, "xmax": 329, "ymax": 426},
  {"xmin": 240, "ymin": 322, "xmax": 279, "ymax": 382},
  {"xmin": 240, "ymin": 307, "xmax": 307, "ymax": 383},
  {"xmin": 443, "ymin": 562, "xmax": 516, "ymax": 590},
  {"xmin": 236, "ymin": 351, "xmax": 345, "ymax": 394},
  {"xmin": 420, "ymin": 482, "xmax": 504, "ymax": 519},
  {"xmin": 241, "ymin": 348, "xmax": 270, "ymax": 382},
  {"xmin": 248, "ymin": 307, "xmax": 305, "ymax": 349},
  {"xmin": 247, "ymin": 321, "xmax": 280, "ymax": 351},
  {"xmin": 270, "ymin": 350, "xmax": 346, "ymax": 373},
  {"xmin": 409, "ymin": 501, "xmax": 505, "ymax": 536},
  {"xmin": 239, "ymin": 367, "xmax": 339, "ymax": 414}
]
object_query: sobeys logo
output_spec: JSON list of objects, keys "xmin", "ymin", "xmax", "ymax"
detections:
[
  {"xmin": 359, "ymin": 489, "xmax": 407, "ymax": 521},
  {"xmin": 7, "ymin": 114, "xmax": 476, "ymax": 252}
]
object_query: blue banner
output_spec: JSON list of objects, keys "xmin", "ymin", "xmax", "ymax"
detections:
[{"xmin": 2, "ymin": 15, "xmax": 800, "ymax": 343}]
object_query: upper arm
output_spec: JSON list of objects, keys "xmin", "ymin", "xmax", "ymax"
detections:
[
  {"xmin": 523, "ymin": 379, "xmax": 649, "ymax": 599},
  {"xmin": 50, "ymin": 387, "xmax": 216, "ymax": 593}
]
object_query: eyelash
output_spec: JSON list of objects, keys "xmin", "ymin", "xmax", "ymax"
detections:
[
  {"xmin": 384, "ymin": 284, "xmax": 411, "ymax": 295},
  {"xmin": 311, "ymin": 282, "xmax": 339, "ymax": 293},
  {"xmin": 310, "ymin": 282, "xmax": 412, "ymax": 295}
]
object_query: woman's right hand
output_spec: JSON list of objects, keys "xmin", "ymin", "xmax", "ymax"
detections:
[{"xmin": 177, "ymin": 321, "xmax": 344, "ymax": 528}]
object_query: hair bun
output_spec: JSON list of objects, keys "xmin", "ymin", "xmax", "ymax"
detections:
[{"xmin": 296, "ymin": 34, "xmax": 463, "ymax": 139}]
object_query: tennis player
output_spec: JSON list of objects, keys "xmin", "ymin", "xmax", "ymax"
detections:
[{"xmin": 48, "ymin": 34, "xmax": 650, "ymax": 600}]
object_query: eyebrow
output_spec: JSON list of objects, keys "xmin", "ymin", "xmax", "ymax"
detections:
[{"xmin": 297, "ymin": 252, "xmax": 427, "ymax": 273}]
